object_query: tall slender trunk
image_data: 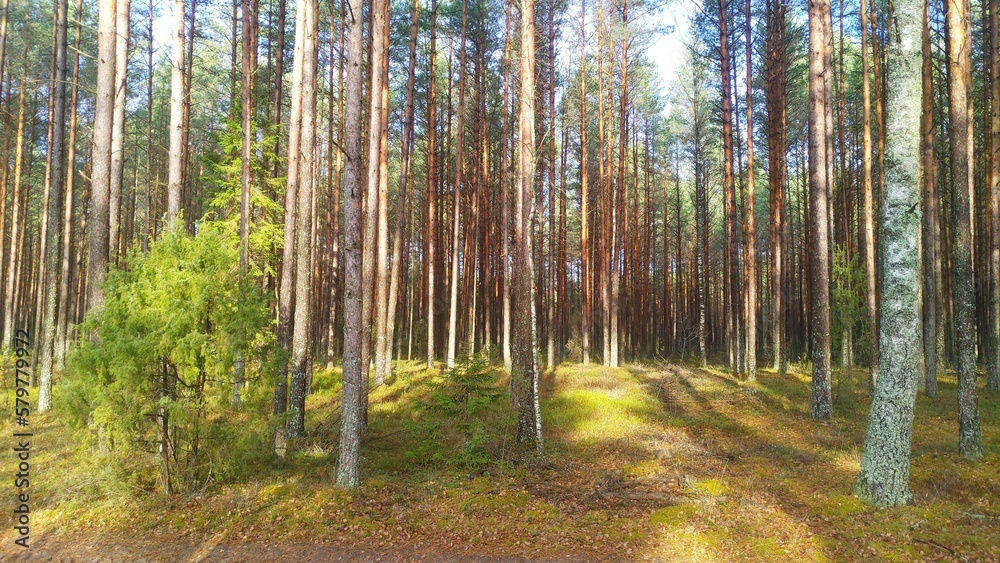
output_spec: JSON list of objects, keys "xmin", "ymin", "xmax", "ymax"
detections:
[
  {"xmin": 287, "ymin": 0, "xmax": 318, "ymax": 439},
  {"xmin": 745, "ymin": 0, "xmax": 757, "ymax": 381},
  {"xmin": 240, "ymin": 0, "xmax": 257, "ymax": 279},
  {"xmin": 235, "ymin": 0, "xmax": 257, "ymax": 405},
  {"xmin": 377, "ymin": 0, "xmax": 419, "ymax": 384},
  {"xmin": 855, "ymin": 0, "xmax": 923, "ymax": 507},
  {"xmin": 33, "ymin": 13, "xmax": 59, "ymax": 372},
  {"xmin": 500, "ymin": 1, "xmax": 512, "ymax": 372},
  {"xmin": 693, "ymin": 77, "xmax": 708, "ymax": 368},
  {"xmin": 922, "ymin": 0, "xmax": 939, "ymax": 397},
  {"xmin": 610, "ymin": 0, "xmax": 629, "ymax": 369},
  {"xmin": 273, "ymin": 0, "xmax": 306, "ymax": 416},
  {"xmin": 270, "ymin": 0, "xmax": 285, "ymax": 179},
  {"xmin": 860, "ymin": 0, "xmax": 877, "ymax": 391},
  {"xmin": 56, "ymin": 0, "xmax": 83, "ymax": 368},
  {"xmin": 108, "ymin": 0, "xmax": 130, "ymax": 265},
  {"xmin": 720, "ymin": 0, "xmax": 741, "ymax": 376},
  {"xmin": 180, "ymin": 0, "xmax": 196, "ymax": 229},
  {"xmin": 336, "ymin": 0, "xmax": 365, "ymax": 489},
  {"xmin": 362, "ymin": 0, "xmax": 389, "ymax": 410},
  {"xmin": 597, "ymin": 5, "xmax": 610, "ymax": 366},
  {"xmin": 765, "ymin": 0, "xmax": 787, "ymax": 374},
  {"xmin": 371, "ymin": 0, "xmax": 391, "ymax": 385},
  {"xmin": 946, "ymin": 0, "xmax": 982, "ymax": 459},
  {"xmin": 546, "ymin": 2, "xmax": 557, "ymax": 369},
  {"xmin": 86, "ymin": 0, "xmax": 118, "ymax": 313},
  {"xmin": 38, "ymin": 0, "xmax": 69, "ymax": 412},
  {"xmin": 324, "ymin": 6, "xmax": 345, "ymax": 365},
  {"xmin": 144, "ymin": 0, "xmax": 154, "ymax": 244},
  {"xmin": 0, "ymin": 0, "xmax": 11, "ymax": 327},
  {"xmin": 166, "ymin": 0, "xmax": 185, "ymax": 224},
  {"xmin": 579, "ymin": 0, "xmax": 590, "ymax": 365},
  {"xmin": 425, "ymin": 0, "xmax": 438, "ymax": 369},
  {"xmin": 988, "ymin": 0, "xmax": 1000, "ymax": 391},
  {"xmin": 514, "ymin": 0, "xmax": 543, "ymax": 455},
  {"xmin": 808, "ymin": 0, "xmax": 833, "ymax": 419},
  {"xmin": 445, "ymin": 0, "xmax": 468, "ymax": 370}
]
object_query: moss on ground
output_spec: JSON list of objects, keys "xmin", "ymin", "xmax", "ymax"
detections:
[{"xmin": 1, "ymin": 355, "xmax": 997, "ymax": 560}]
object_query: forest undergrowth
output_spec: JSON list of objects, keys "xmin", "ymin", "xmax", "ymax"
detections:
[{"xmin": 1, "ymin": 358, "xmax": 997, "ymax": 561}]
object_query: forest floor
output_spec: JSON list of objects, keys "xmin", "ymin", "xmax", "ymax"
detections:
[{"xmin": 1, "ymin": 359, "xmax": 997, "ymax": 561}]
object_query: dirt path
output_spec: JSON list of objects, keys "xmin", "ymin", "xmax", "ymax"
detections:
[{"xmin": 0, "ymin": 532, "xmax": 568, "ymax": 562}]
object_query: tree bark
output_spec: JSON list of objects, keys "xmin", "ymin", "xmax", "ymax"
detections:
[
  {"xmin": 362, "ymin": 0, "xmax": 389, "ymax": 420},
  {"xmin": 108, "ymin": 0, "xmax": 130, "ymax": 265},
  {"xmin": 274, "ymin": 0, "xmax": 306, "ymax": 416},
  {"xmin": 371, "ymin": 0, "xmax": 391, "ymax": 385},
  {"xmin": 86, "ymin": 0, "xmax": 118, "ymax": 313},
  {"xmin": 808, "ymin": 0, "xmax": 833, "ymax": 419},
  {"xmin": 514, "ymin": 0, "xmax": 543, "ymax": 455},
  {"xmin": 860, "ymin": 0, "xmax": 878, "ymax": 392},
  {"xmin": 425, "ymin": 0, "xmax": 438, "ymax": 370},
  {"xmin": 166, "ymin": 0, "xmax": 185, "ymax": 224},
  {"xmin": 56, "ymin": 0, "xmax": 83, "ymax": 368},
  {"xmin": 921, "ymin": 0, "xmax": 939, "ymax": 397},
  {"xmin": 234, "ymin": 0, "xmax": 258, "ymax": 404},
  {"xmin": 336, "ymin": 0, "xmax": 364, "ymax": 488},
  {"xmin": 38, "ymin": 0, "xmax": 70, "ymax": 412},
  {"xmin": 720, "ymin": 0, "xmax": 741, "ymax": 377},
  {"xmin": 945, "ymin": 0, "xmax": 982, "ymax": 459},
  {"xmin": 546, "ymin": 1, "xmax": 557, "ymax": 369},
  {"xmin": 745, "ymin": 0, "xmax": 757, "ymax": 381},
  {"xmin": 0, "ymin": 0, "xmax": 11, "ymax": 330},
  {"xmin": 989, "ymin": 0, "xmax": 1000, "ymax": 391},
  {"xmin": 287, "ymin": 0, "xmax": 318, "ymax": 439},
  {"xmin": 578, "ymin": 1, "xmax": 590, "ymax": 365},
  {"xmin": 765, "ymin": 0, "xmax": 787, "ymax": 374},
  {"xmin": 856, "ymin": 0, "xmax": 922, "ymax": 506},
  {"xmin": 377, "ymin": 0, "xmax": 420, "ymax": 385},
  {"xmin": 240, "ymin": 0, "xmax": 257, "ymax": 278},
  {"xmin": 500, "ymin": 1, "xmax": 512, "ymax": 372},
  {"xmin": 445, "ymin": 0, "xmax": 468, "ymax": 370}
]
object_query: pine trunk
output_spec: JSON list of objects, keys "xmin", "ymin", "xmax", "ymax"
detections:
[
  {"xmin": 745, "ymin": 0, "xmax": 757, "ymax": 381},
  {"xmin": 922, "ymin": 0, "xmax": 939, "ymax": 397},
  {"xmin": 336, "ymin": 0, "xmax": 365, "ymax": 488},
  {"xmin": 86, "ymin": 0, "xmax": 118, "ymax": 312},
  {"xmin": 860, "ymin": 0, "xmax": 878, "ymax": 392},
  {"xmin": 808, "ymin": 0, "xmax": 833, "ymax": 419},
  {"xmin": 38, "ymin": 0, "xmax": 69, "ymax": 412},
  {"xmin": 166, "ymin": 0, "xmax": 185, "ymax": 224},
  {"xmin": 513, "ymin": 0, "xmax": 543, "ymax": 455},
  {"xmin": 945, "ymin": 0, "xmax": 982, "ymax": 459},
  {"xmin": 425, "ymin": 0, "xmax": 438, "ymax": 370},
  {"xmin": 286, "ymin": 0, "xmax": 318, "ymax": 439}
]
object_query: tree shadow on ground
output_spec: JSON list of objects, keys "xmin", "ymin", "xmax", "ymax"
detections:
[{"xmin": 626, "ymin": 361, "xmax": 999, "ymax": 561}]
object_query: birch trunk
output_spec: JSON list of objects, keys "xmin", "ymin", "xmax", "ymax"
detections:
[{"xmin": 856, "ymin": 0, "xmax": 922, "ymax": 506}]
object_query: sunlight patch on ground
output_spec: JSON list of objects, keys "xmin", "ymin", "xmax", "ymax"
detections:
[{"xmin": 3, "ymin": 356, "xmax": 997, "ymax": 560}]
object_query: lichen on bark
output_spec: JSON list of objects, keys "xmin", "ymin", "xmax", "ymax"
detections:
[{"xmin": 855, "ymin": 0, "xmax": 923, "ymax": 508}]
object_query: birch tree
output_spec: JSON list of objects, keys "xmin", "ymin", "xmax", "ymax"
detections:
[{"xmin": 855, "ymin": 0, "xmax": 922, "ymax": 507}]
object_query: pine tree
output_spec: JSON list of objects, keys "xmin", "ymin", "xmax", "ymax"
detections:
[
  {"xmin": 337, "ymin": 0, "xmax": 365, "ymax": 488},
  {"xmin": 946, "ymin": 0, "xmax": 982, "ymax": 460}
]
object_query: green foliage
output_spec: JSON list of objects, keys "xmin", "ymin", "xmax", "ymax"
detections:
[
  {"xmin": 200, "ymin": 117, "xmax": 286, "ymax": 279},
  {"xmin": 403, "ymin": 354, "xmax": 513, "ymax": 469},
  {"xmin": 831, "ymin": 246, "xmax": 869, "ymax": 362},
  {"xmin": 61, "ymin": 223, "xmax": 276, "ymax": 493}
]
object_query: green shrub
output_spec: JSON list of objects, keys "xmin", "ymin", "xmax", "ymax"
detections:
[
  {"xmin": 61, "ymin": 222, "xmax": 275, "ymax": 494},
  {"xmin": 404, "ymin": 354, "xmax": 514, "ymax": 470}
]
